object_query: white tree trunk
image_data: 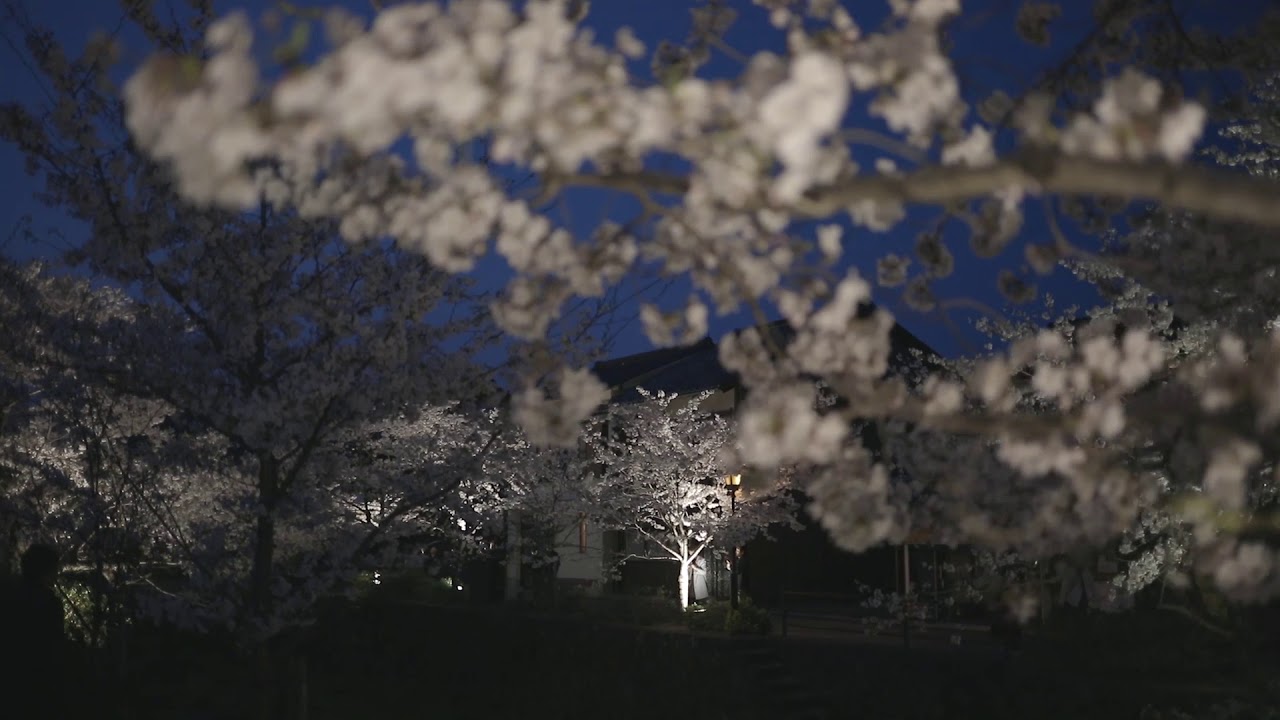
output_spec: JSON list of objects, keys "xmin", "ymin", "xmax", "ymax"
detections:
[{"xmin": 678, "ymin": 559, "xmax": 691, "ymax": 612}]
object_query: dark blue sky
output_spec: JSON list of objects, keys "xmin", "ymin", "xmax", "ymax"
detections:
[{"xmin": 0, "ymin": 0, "xmax": 1268, "ymax": 361}]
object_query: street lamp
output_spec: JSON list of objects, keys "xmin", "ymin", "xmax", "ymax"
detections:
[{"xmin": 725, "ymin": 474, "xmax": 742, "ymax": 609}]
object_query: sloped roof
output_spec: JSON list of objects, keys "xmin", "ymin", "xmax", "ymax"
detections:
[
  {"xmin": 592, "ymin": 336, "xmax": 736, "ymax": 403},
  {"xmin": 727, "ymin": 310, "xmax": 941, "ymax": 383},
  {"xmin": 592, "ymin": 307, "xmax": 942, "ymax": 403}
]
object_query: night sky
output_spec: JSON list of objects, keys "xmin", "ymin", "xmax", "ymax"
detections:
[{"xmin": 0, "ymin": 0, "xmax": 1268, "ymax": 361}]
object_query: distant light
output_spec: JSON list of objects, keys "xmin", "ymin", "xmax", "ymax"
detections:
[
  {"xmin": 373, "ymin": 571, "xmax": 382, "ymax": 586},
  {"xmin": 725, "ymin": 474, "xmax": 742, "ymax": 488},
  {"xmin": 456, "ymin": 584, "xmax": 464, "ymax": 591}
]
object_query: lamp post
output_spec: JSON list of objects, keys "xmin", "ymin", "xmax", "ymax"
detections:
[{"xmin": 725, "ymin": 473, "xmax": 742, "ymax": 609}]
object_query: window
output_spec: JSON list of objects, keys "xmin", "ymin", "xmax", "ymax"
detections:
[{"xmin": 578, "ymin": 514, "xmax": 588, "ymax": 554}]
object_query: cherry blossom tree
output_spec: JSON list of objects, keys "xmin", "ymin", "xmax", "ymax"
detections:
[
  {"xmin": 41, "ymin": 0, "xmax": 1280, "ymax": 610},
  {"xmin": 0, "ymin": 259, "xmax": 192, "ymax": 640},
  {"xmin": 0, "ymin": 252, "xmax": 534, "ymax": 666},
  {"xmin": 589, "ymin": 390, "xmax": 796, "ymax": 610},
  {"xmin": 1031, "ymin": 77, "xmax": 1280, "ymax": 617},
  {"xmin": 0, "ymin": 14, "xmax": 512, "ymax": 643},
  {"xmin": 923, "ymin": 73, "xmax": 1280, "ymax": 619},
  {"xmin": 0, "ymin": 3, "xmax": 640, "ymax": 644},
  {"xmin": 0, "ymin": 259, "xmax": 51, "ymax": 573},
  {"xmin": 488, "ymin": 429, "xmax": 597, "ymax": 583}
]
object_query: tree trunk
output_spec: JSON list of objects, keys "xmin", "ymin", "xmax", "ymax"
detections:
[
  {"xmin": 86, "ymin": 435, "xmax": 108, "ymax": 646},
  {"xmin": 246, "ymin": 454, "xmax": 283, "ymax": 720},
  {"xmin": 295, "ymin": 652, "xmax": 309, "ymax": 720},
  {"xmin": 0, "ymin": 515, "xmax": 17, "ymax": 576},
  {"xmin": 504, "ymin": 510, "xmax": 521, "ymax": 602},
  {"xmin": 249, "ymin": 453, "xmax": 280, "ymax": 622},
  {"xmin": 678, "ymin": 559, "xmax": 691, "ymax": 612},
  {"xmin": 254, "ymin": 644, "xmax": 276, "ymax": 720}
]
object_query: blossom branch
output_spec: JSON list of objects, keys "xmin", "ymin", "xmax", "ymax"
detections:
[{"xmin": 559, "ymin": 149, "xmax": 1280, "ymax": 229}]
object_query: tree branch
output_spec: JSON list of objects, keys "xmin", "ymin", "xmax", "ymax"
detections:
[
  {"xmin": 613, "ymin": 552, "xmax": 678, "ymax": 564},
  {"xmin": 1157, "ymin": 602, "xmax": 1235, "ymax": 638},
  {"xmin": 561, "ymin": 150, "xmax": 1280, "ymax": 229},
  {"xmin": 801, "ymin": 151, "xmax": 1280, "ymax": 228}
]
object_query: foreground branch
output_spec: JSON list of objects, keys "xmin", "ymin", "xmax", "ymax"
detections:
[
  {"xmin": 565, "ymin": 150, "xmax": 1280, "ymax": 229},
  {"xmin": 804, "ymin": 150, "xmax": 1280, "ymax": 228}
]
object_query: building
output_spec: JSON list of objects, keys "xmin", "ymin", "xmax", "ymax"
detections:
[
  {"xmin": 504, "ymin": 309, "xmax": 957, "ymax": 611},
  {"xmin": 502, "ymin": 336, "xmax": 739, "ymax": 602}
]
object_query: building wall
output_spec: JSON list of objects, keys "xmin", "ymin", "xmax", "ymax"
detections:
[{"xmin": 552, "ymin": 516, "xmax": 607, "ymax": 594}]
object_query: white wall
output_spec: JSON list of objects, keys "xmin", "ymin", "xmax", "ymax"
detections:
[{"xmin": 554, "ymin": 517, "xmax": 606, "ymax": 593}]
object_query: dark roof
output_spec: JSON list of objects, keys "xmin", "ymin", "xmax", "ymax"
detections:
[
  {"xmin": 592, "ymin": 306, "xmax": 942, "ymax": 403},
  {"xmin": 727, "ymin": 310, "xmax": 942, "ymax": 382},
  {"xmin": 592, "ymin": 337, "xmax": 715, "ymax": 387},
  {"xmin": 592, "ymin": 337, "xmax": 736, "ymax": 403}
]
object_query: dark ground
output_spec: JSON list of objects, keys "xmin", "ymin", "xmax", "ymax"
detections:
[{"xmin": 43, "ymin": 598, "xmax": 1280, "ymax": 720}]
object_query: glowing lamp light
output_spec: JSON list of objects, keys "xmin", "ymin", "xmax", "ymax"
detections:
[{"xmin": 725, "ymin": 474, "xmax": 742, "ymax": 488}]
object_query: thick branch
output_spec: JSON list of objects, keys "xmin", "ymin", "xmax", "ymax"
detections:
[
  {"xmin": 564, "ymin": 150, "xmax": 1280, "ymax": 229},
  {"xmin": 690, "ymin": 539, "xmax": 710, "ymax": 562},
  {"xmin": 613, "ymin": 552, "xmax": 678, "ymax": 564},
  {"xmin": 803, "ymin": 151, "xmax": 1280, "ymax": 228},
  {"xmin": 632, "ymin": 525, "xmax": 679, "ymax": 560}
]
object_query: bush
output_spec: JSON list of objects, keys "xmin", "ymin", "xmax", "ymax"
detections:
[
  {"xmin": 684, "ymin": 601, "xmax": 730, "ymax": 632},
  {"xmin": 555, "ymin": 593, "xmax": 682, "ymax": 627},
  {"xmin": 623, "ymin": 595, "xmax": 684, "ymax": 626},
  {"xmin": 724, "ymin": 599, "xmax": 771, "ymax": 636},
  {"xmin": 682, "ymin": 598, "xmax": 772, "ymax": 635},
  {"xmin": 359, "ymin": 570, "xmax": 465, "ymax": 605}
]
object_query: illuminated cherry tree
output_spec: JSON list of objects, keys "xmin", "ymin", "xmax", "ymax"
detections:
[
  {"xmin": 0, "ymin": 17, "xmax": 511, "ymax": 640},
  {"xmin": 0, "ymin": 254, "xmax": 519, "ymax": 641},
  {"xmin": 589, "ymin": 390, "xmax": 796, "ymax": 610},
  {"xmin": 485, "ymin": 429, "xmax": 597, "ymax": 580}
]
